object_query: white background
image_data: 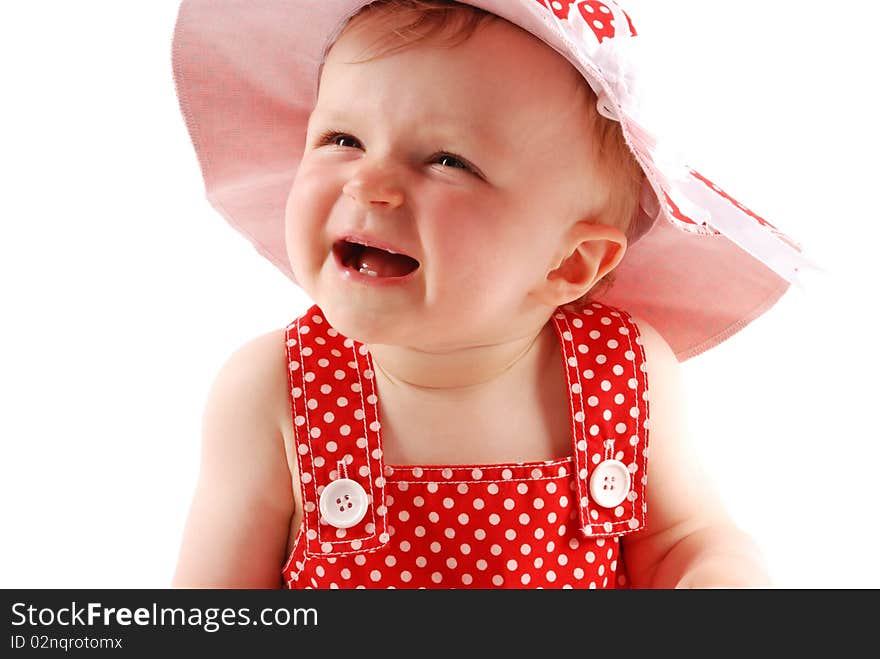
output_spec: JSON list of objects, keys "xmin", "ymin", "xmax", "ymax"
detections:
[{"xmin": 1, "ymin": 1, "xmax": 877, "ymax": 588}]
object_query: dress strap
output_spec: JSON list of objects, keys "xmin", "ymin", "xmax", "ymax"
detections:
[
  {"xmin": 552, "ymin": 302, "xmax": 650, "ymax": 538},
  {"xmin": 286, "ymin": 305, "xmax": 389, "ymax": 557}
]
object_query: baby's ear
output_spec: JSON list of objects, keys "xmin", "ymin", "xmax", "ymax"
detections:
[{"xmin": 538, "ymin": 221, "xmax": 626, "ymax": 307}]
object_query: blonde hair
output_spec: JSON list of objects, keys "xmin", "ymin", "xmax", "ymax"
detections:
[{"xmin": 340, "ymin": 0, "xmax": 645, "ymax": 304}]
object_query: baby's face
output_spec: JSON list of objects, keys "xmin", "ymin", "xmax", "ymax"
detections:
[{"xmin": 286, "ymin": 14, "xmax": 605, "ymax": 348}]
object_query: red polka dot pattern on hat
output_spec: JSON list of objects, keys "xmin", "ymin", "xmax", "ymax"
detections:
[
  {"xmin": 283, "ymin": 302, "xmax": 649, "ymax": 589},
  {"xmin": 532, "ymin": 0, "xmax": 637, "ymax": 40}
]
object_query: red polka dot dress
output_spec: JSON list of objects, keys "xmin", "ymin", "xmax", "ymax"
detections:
[{"xmin": 282, "ymin": 302, "xmax": 650, "ymax": 589}]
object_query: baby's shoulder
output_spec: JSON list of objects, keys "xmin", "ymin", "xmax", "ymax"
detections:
[
  {"xmin": 627, "ymin": 315, "xmax": 676, "ymax": 366},
  {"xmin": 207, "ymin": 327, "xmax": 291, "ymax": 433}
]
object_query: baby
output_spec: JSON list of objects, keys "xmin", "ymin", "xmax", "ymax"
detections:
[{"xmin": 171, "ymin": 0, "xmax": 799, "ymax": 588}]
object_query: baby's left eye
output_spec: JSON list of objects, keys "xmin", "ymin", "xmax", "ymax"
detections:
[{"xmin": 435, "ymin": 154, "xmax": 469, "ymax": 171}]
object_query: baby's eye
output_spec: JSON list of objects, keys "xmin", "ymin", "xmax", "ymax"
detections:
[
  {"xmin": 316, "ymin": 130, "xmax": 479, "ymax": 176},
  {"xmin": 317, "ymin": 131, "xmax": 360, "ymax": 149},
  {"xmin": 435, "ymin": 154, "xmax": 470, "ymax": 171}
]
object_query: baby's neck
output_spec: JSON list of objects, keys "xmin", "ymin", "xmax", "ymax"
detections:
[{"xmin": 367, "ymin": 322, "xmax": 557, "ymax": 402}]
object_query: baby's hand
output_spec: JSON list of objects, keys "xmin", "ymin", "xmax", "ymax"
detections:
[{"xmin": 673, "ymin": 552, "xmax": 773, "ymax": 589}]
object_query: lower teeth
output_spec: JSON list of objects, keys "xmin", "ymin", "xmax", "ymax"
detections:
[{"xmin": 358, "ymin": 266, "xmax": 378, "ymax": 277}]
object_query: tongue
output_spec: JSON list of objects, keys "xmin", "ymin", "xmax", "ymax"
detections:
[{"xmin": 355, "ymin": 246, "xmax": 418, "ymax": 278}]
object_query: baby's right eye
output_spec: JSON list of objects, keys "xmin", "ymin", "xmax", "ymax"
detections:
[{"xmin": 317, "ymin": 131, "xmax": 360, "ymax": 149}]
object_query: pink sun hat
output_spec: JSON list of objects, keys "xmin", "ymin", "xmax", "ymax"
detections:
[{"xmin": 171, "ymin": 0, "xmax": 818, "ymax": 361}]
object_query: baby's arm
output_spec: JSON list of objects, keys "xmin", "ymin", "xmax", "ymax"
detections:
[
  {"xmin": 621, "ymin": 319, "xmax": 771, "ymax": 588},
  {"xmin": 172, "ymin": 329, "xmax": 295, "ymax": 588}
]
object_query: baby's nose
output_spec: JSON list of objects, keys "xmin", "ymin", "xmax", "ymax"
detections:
[{"xmin": 343, "ymin": 162, "xmax": 405, "ymax": 208}]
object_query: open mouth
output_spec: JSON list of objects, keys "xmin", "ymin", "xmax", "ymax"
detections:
[{"xmin": 333, "ymin": 240, "xmax": 420, "ymax": 278}]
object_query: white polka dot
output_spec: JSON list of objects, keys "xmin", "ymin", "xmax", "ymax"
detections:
[
  {"xmin": 519, "ymin": 513, "xmax": 530, "ymax": 525},
  {"xmin": 399, "ymin": 540, "xmax": 411, "ymax": 552},
  {"xmin": 413, "ymin": 496, "xmax": 425, "ymax": 507},
  {"xmin": 477, "ymin": 560, "xmax": 489, "ymax": 571},
  {"xmin": 586, "ymin": 551, "xmax": 596, "ymax": 563},
  {"xmin": 491, "ymin": 575, "xmax": 503, "ymax": 585},
  {"xmin": 431, "ymin": 572, "xmax": 443, "ymax": 584},
  {"xmin": 517, "ymin": 483, "xmax": 528, "ymax": 495},
  {"xmin": 502, "ymin": 469, "xmax": 513, "ymax": 480},
  {"xmin": 473, "ymin": 498, "xmax": 485, "ymax": 510},
  {"xmin": 458, "ymin": 513, "xmax": 470, "ymax": 525},
  {"xmin": 446, "ymin": 557, "xmax": 458, "ymax": 570},
  {"xmin": 474, "ymin": 529, "xmax": 487, "ymax": 540},
  {"xmin": 414, "ymin": 526, "xmax": 426, "ymax": 537},
  {"xmin": 460, "ymin": 543, "xmax": 472, "ymax": 555},
  {"xmin": 370, "ymin": 570, "xmax": 382, "ymax": 582},
  {"xmin": 520, "ymin": 543, "xmax": 532, "ymax": 556},
  {"xmin": 521, "ymin": 574, "xmax": 531, "ymax": 586},
  {"xmin": 430, "ymin": 541, "xmax": 442, "ymax": 553},
  {"xmin": 416, "ymin": 556, "xmax": 427, "ymax": 568},
  {"xmin": 504, "ymin": 529, "xmax": 517, "ymax": 541},
  {"xmin": 462, "ymin": 574, "xmax": 473, "ymax": 585},
  {"xmin": 472, "ymin": 468, "xmax": 483, "ymax": 479},
  {"xmin": 487, "ymin": 484, "xmax": 499, "ymax": 495},
  {"xmin": 506, "ymin": 559, "xmax": 518, "ymax": 571},
  {"xmin": 546, "ymin": 482, "xmax": 557, "ymax": 494},
  {"xmin": 400, "ymin": 570, "xmax": 412, "ymax": 582},
  {"xmin": 457, "ymin": 483, "xmax": 469, "ymax": 495},
  {"xmin": 503, "ymin": 498, "xmax": 515, "ymax": 510},
  {"xmin": 546, "ymin": 570, "xmax": 557, "ymax": 582}
]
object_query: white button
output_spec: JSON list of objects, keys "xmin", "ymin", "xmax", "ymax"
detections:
[
  {"xmin": 589, "ymin": 459, "xmax": 630, "ymax": 508},
  {"xmin": 319, "ymin": 478, "xmax": 368, "ymax": 529}
]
